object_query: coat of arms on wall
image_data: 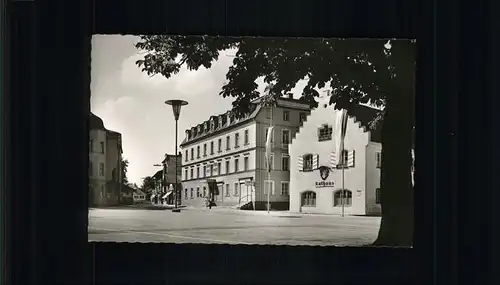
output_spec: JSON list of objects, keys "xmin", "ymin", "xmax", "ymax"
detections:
[{"xmin": 318, "ymin": 166, "xmax": 330, "ymax": 181}]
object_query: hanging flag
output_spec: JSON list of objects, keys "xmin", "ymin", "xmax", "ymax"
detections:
[
  {"xmin": 334, "ymin": 109, "xmax": 348, "ymax": 165},
  {"xmin": 265, "ymin": 126, "xmax": 275, "ymax": 173}
]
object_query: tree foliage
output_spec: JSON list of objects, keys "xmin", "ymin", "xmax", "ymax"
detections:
[
  {"xmin": 121, "ymin": 158, "xmax": 129, "ymax": 185},
  {"xmin": 141, "ymin": 176, "xmax": 156, "ymax": 192},
  {"xmin": 135, "ymin": 36, "xmax": 416, "ymax": 246}
]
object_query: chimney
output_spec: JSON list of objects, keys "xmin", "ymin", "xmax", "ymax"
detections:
[{"xmin": 287, "ymin": 92, "xmax": 293, "ymax": 99}]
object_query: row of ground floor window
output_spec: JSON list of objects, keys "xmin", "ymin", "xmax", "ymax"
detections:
[
  {"xmin": 300, "ymin": 189, "xmax": 382, "ymax": 207},
  {"xmin": 184, "ymin": 181, "xmax": 290, "ymax": 200},
  {"xmin": 291, "ymin": 188, "xmax": 382, "ymax": 215}
]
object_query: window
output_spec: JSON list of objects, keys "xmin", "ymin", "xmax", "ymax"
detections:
[
  {"xmin": 197, "ymin": 187, "xmax": 200, "ymax": 198},
  {"xmin": 203, "ymin": 144, "xmax": 207, "ymax": 156},
  {"xmin": 265, "ymin": 154, "xmax": 274, "ymax": 171},
  {"xmin": 234, "ymin": 158, "xmax": 239, "ymax": 172},
  {"xmin": 190, "ymin": 168, "xmax": 194, "ymax": 179},
  {"xmin": 99, "ymin": 163, "xmax": 105, "ymax": 176},
  {"xmin": 301, "ymin": 191, "xmax": 316, "ymax": 206},
  {"xmin": 100, "ymin": 185, "xmax": 105, "ymax": 198},
  {"xmin": 235, "ymin": 133, "xmax": 240, "ymax": 148},
  {"xmin": 100, "ymin": 142, "xmax": 105, "ymax": 153},
  {"xmin": 283, "ymin": 110, "xmax": 289, "ymax": 121},
  {"xmin": 318, "ymin": 124, "xmax": 333, "ymax": 141},
  {"xmin": 203, "ymin": 166, "xmax": 207, "ymax": 178},
  {"xmin": 203, "ymin": 187, "xmax": 207, "ymax": 197},
  {"xmin": 218, "ymin": 138, "xmax": 222, "ymax": 152},
  {"xmin": 190, "ymin": 188, "xmax": 194, "ymax": 199},
  {"xmin": 185, "ymin": 169, "xmax": 188, "ymax": 180},
  {"xmin": 226, "ymin": 136, "xmax": 230, "ymax": 150},
  {"xmin": 185, "ymin": 189, "xmax": 188, "ymax": 199},
  {"xmin": 282, "ymin": 155, "xmax": 290, "ymax": 171},
  {"xmin": 234, "ymin": 183, "xmax": 239, "ymax": 196},
  {"xmin": 282, "ymin": 129, "xmax": 290, "ymax": 146},
  {"xmin": 210, "ymin": 164, "xmax": 214, "ymax": 176},
  {"xmin": 281, "ymin": 182, "xmax": 289, "ymax": 196},
  {"xmin": 376, "ymin": 188, "xmax": 381, "ymax": 204},
  {"xmin": 225, "ymin": 184, "xmax": 230, "ymax": 197},
  {"xmin": 89, "ymin": 139, "xmax": 94, "ymax": 152},
  {"xmin": 225, "ymin": 160, "xmax": 230, "ymax": 174},
  {"xmin": 196, "ymin": 166, "xmax": 200, "ymax": 178},
  {"xmin": 263, "ymin": 180, "xmax": 275, "ymax": 195},
  {"xmin": 244, "ymin": 157, "xmax": 249, "ymax": 171},
  {"xmin": 303, "ymin": 154, "xmax": 313, "ymax": 171},
  {"xmin": 376, "ymin": 152, "xmax": 382, "ymax": 168},
  {"xmin": 266, "ymin": 107, "xmax": 271, "ymax": 118},
  {"xmin": 185, "ymin": 150, "xmax": 188, "ymax": 161},
  {"xmin": 299, "ymin": 112, "xmax": 307, "ymax": 123},
  {"xmin": 89, "ymin": 162, "xmax": 93, "ymax": 176},
  {"xmin": 338, "ymin": 150, "xmax": 349, "ymax": 167},
  {"xmin": 197, "ymin": 146, "xmax": 200, "ymax": 158},
  {"xmin": 191, "ymin": 148, "xmax": 194, "ymax": 160},
  {"xmin": 244, "ymin": 130, "xmax": 249, "ymax": 145},
  {"xmin": 210, "ymin": 141, "xmax": 214, "ymax": 154},
  {"xmin": 217, "ymin": 162, "xmax": 222, "ymax": 175},
  {"xmin": 333, "ymin": 190, "xmax": 353, "ymax": 207}
]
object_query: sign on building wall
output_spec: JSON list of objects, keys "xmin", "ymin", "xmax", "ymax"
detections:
[{"xmin": 314, "ymin": 166, "xmax": 335, "ymax": 188}]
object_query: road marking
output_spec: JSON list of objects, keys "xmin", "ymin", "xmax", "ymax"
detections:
[{"xmin": 88, "ymin": 227, "xmax": 253, "ymax": 245}]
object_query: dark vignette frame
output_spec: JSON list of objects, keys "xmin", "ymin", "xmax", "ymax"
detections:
[{"xmin": 6, "ymin": 0, "xmax": 484, "ymax": 284}]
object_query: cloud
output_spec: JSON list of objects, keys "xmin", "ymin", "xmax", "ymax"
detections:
[{"xmin": 91, "ymin": 36, "xmax": 325, "ymax": 185}]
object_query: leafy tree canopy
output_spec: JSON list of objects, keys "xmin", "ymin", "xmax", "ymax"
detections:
[
  {"xmin": 136, "ymin": 36, "xmax": 415, "ymax": 127},
  {"xmin": 121, "ymin": 158, "xmax": 129, "ymax": 185},
  {"xmin": 134, "ymin": 36, "xmax": 416, "ymax": 246}
]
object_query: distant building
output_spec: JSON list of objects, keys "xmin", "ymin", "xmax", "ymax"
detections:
[
  {"xmin": 88, "ymin": 113, "xmax": 123, "ymax": 207},
  {"xmin": 180, "ymin": 94, "xmax": 311, "ymax": 210},
  {"xmin": 150, "ymin": 153, "xmax": 182, "ymax": 205},
  {"xmin": 133, "ymin": 189, "xmax": 146, "ymax": 203},
  {"xmin": 289, "ymin": 95, "xmax": 403, "ymax": 216}
]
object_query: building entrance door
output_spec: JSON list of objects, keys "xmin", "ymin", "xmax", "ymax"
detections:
[{"xmin": 217, "ymin": 184, "xmax": 223, "ymax": 203}]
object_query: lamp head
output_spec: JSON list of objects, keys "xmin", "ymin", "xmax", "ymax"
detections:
[{"xmin": 165, "ymin": 99, "xmax": 188, "ymax": 120}]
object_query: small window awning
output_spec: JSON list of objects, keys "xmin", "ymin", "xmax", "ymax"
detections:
[{"xmin": 162, "ymin": 191, "xmax": 173, "ymax": 199}]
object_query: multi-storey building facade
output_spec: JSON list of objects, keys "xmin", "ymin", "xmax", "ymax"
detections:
[
  {"xmin": 289, "ymin": 95, "xmax": 414, "ymax": 215},
  {"xmin": 89, "ymin": 113, "xmax": 123, "ymax": 207},
  {"xmin": 151, "ymin": 153, "xmax": 182, "ymax": 205},
  {"xmin": 180, "ymin": 94, "xmax": 311, "ymax": 210}
]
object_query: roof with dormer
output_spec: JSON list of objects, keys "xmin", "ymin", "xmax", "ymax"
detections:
[{"xmin": 180, "ymin": 97, "xmax": 311, "ymax": 148}]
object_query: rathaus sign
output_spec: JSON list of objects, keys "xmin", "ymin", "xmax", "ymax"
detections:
[{"xmin": 315, "ymin": 166, "xmax": 335, "ymax": 188}]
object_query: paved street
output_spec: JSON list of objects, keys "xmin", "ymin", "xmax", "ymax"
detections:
[{"xmin": 88, "ymin": 207, "xmax": 381, "ymax": 246}]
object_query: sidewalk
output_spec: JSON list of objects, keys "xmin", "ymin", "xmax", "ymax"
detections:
[
  {"xmin": 183, "ymin": 206, "xmax": 381, "ymax": 220},
  {"xmin": 90, "ymin": 203, "xmax": 186, "ymax": 210}
]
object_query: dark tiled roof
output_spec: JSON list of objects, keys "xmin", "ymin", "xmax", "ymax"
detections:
[
  {"xmin": 153, "ymin": 170, "xmax": 163, "ymax": 180},
  {"xmin": 180, "ymin": 103, "xmax": 262, "ymax": 147},
  {"xmin": 89, "ymin": 113, "xmax": 105, "ymax": 130},
  {"xmin": 180, "ymin": 97, "xmax": 310, "ymax": 147}
]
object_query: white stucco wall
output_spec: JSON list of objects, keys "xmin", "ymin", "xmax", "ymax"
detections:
[
  {"xmin": 365, "ymin": 142, "xmax": 382, "ymax": 215},
  {"xmin": 289, "ymin": 97, "xmax": 373, "ymax": 215}
]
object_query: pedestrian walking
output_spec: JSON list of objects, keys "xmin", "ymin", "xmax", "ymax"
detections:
[{"xmin": 206, "ymin": 197, "xmax": 212, "ymax": 209}]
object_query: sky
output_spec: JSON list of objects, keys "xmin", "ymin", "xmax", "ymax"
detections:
[{"xmin": 90, "ymin": 35, "xmax": 314, "ymax": 186}]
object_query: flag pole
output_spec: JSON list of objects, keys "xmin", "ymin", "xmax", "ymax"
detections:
[
  {"xmin": 341, "ymin": 140, "xmax": 345, "ymax": 217},
  {"xmin": 267, "ymin": 106, "xmax": 273, "ymax": 214}
]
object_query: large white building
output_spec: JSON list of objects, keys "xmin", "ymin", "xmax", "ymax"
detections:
[
  {"xmin": 89, "ymin": 113, "xmax": 123, "ymax": 207},
  {"xmin": 289, "ymin": 95, "xmax": 386, "ymax": 216},
  {"xmin": 180, "ymin": 94, "xmax": 311, "ymax": 210}
]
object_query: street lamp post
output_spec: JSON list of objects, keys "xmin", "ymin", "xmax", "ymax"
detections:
[{"xmin": 165, "ymin": 99, "xmax": 188, "ymax": 212}]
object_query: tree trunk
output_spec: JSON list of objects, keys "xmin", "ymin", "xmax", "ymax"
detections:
[{"xmin": 373, "ymin": 93, "xmax": 414, "ymax": 247}]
